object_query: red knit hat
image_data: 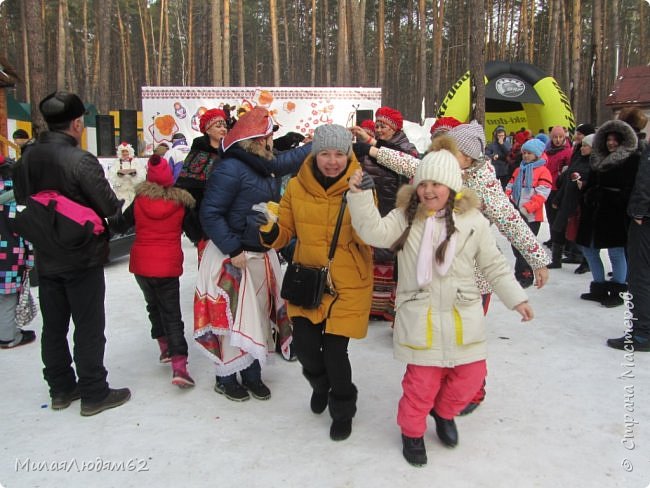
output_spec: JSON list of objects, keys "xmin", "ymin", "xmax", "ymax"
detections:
[
  {"xmin": 221, "ymin": 106, "xmax": 275, "ymax": 152},
  {"xmin": 375, "ymin": 106, "xmax": 403, "ymax": 131},
  {"xmin": 514, "ymin": 130, "xmax": 531, "ymax": 146},
  {"xmin": 199, "ymin": 108, "xmax": 227, "ymax": 134},
  {"xmin": 360, "ymin": 119, "xmax": 375, "ymax": 132},
  {"xmin": 147, "ymin": 154, "xmax": 174, "ymax": 187},
  {"xmin": 430, "ymin": 116, "xmax": 462, "ymax": 135}
]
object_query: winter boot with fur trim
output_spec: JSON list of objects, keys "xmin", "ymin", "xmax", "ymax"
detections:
[
  {"xmin": 303, "ymin": 370, "xmax": 330, "ymax": 414},
  {"xmin": 171, "ymin": 355, "xmax": 195, "ymax": 388},
  {"xmin": 157, "ymin": 337, "xmax": 171, "ymax": 363},
  {"xmin": 328, "ymin": 385, "xmax": 357, "ymax": 441},
  {"xmin": 580, "ymin": 281, "xmax": 608, "ymax": 303},
  {"xmin": 601, "ymin": 282, "xmax": 628, "ymax": 308}
]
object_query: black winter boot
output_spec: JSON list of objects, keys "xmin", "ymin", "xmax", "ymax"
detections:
[
  {"xmin": 574, "ymin": 259, "xmax": 590, "ymax": 275},
  {"xmin": 401, "ymin": 435, "xmax": 427, "ymax": 467},
  {"xmin": 607, "ymin": 335, "xmax": 650, "ymax": 352},
  {"xmin": 601, "ymin": 282, "xmax": 628, "ymax": 308},
  {"xmin": 431, "ymin": 410, "xmax": 458, "ymax": 447},
  {"xmin": 547, "ymin": 243, "xmax": 563, "ymax": 269},
  {"xmin": 303, "ymin": 369, "xmax": 330, "ymax": 414},
  {"xmin": 328, "ymin": 385, "xmax": 357, "ymax": 441},
  {"xmin": 580, "ymin": 281, "xmax": 608, "ymax": 303}
]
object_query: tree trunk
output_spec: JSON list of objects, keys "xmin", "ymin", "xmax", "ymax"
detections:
[
  {"xmin": 591, "ymin": 0, "xmax": 603, "ymax": 123},
  {"xmin": 469, "ymin": 0, "xmax": 485, "ymax": 124},
  {"xmin": 310, "ymin": 0, "xmax": 316, "ymax": 86},
  {"xmin": 519, "ymin": 0, "xmax": 528, "ymax": 62},
  {"xmin": 547, "ymin": 0, "xmax": 560, "ymax": 76},
  {"xmin": 156, "ymin": 0, "xmax": 164, "ymax": 84},
  {"xmin": 324, "ymin": 0, "xmax": 331, "ymax": 86},
  {"xmin": 570, "ymin": 0, "xmax": 581, "ymax": 119},
  {"xmin": 211, "ymin": 0, "xmax": 223, "ymax": 85},
  {"xmin": 431, "ymin": 0, "xmax": 443, "ymax": 111},
  {"xmin": 187, "ymin": 0, "xmax": 194, "ymax": 85},
  {"xmin": 223, "ymin": 0, "xmax": 230, "ymax": 86},
  {"xmin": 378, "ymin": 0, "xmax": 385, "ymax": 89},
  {"xmin": 20, "ymin": 1, "xmax": 31, "ymax": 102},
  {"xmin": 56, "ymin": 0, "xmax": 67, "ymax": 89},
  {"xmin": 163, "ymin": 0, "xmax": 171, "ymax": 85},
  {"xmin": 237, "ymin": 0, "xmax": 245, "ymax": 85},
  {"xmin": 117, "ymin": 1, "xmax": 129, "ymax": 106},
  {"xmin": 136, "ymin": 0, "xmax": 150, "ymax": 86},
  {"xmin": 270, "ymin": 0, "xmax": 281, "ymax": 85},
  {"xmin": 97, "ymin": 0, "xmax": 112, "ymax": 114},
  {"xmin": 281, "ymin": 0, "xmax": 291, "ymax": 83},
  {"xmin": 417, "ymin": 0, "xmax": 426, "ymax": 118},
  {"xmin": 349, "ymin": 0, "xmax": 367, "ymax": 86},
  {"xmin": 24, "ymin": 0, "xmax": 47, "ymax": 134},
  {"xmin": 336, "ymin": 0, "xmax": 350, "ymax": 86}
]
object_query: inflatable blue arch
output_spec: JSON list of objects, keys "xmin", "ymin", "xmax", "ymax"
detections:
[{"xmin": 437, "ymin": 61, "xmax": 575, "ymax": 137}]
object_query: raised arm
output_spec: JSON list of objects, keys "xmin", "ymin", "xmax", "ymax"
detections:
[
  {"xmin": 470, "ymin": 166, "xmax": 551, "ymax": 273},
  {"xmin": 373, "ymin": 146, "xmax": 419, "ymax": 178}
]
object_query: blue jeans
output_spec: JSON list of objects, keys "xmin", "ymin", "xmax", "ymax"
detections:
[
  {"xmin": 218, "ymin": 359, "xmax": 261, "ymax": 385},
  {"xmin": 580, "ymin": 245, "xmax": 627, "ymax": 283}
]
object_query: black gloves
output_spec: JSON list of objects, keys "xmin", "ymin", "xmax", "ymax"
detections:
[
  {"xmin": 253, "ymin": 211, "xmax": 269, "ymax": 227},
  {"xmin": 353, "ymin": 142, "xmax": 372, "ymax": 160},
  {"xmin": 356, "ymin": 173, "xmax": 375, "ymax": 191}
]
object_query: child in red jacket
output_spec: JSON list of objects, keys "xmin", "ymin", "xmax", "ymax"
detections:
[
  {"xmin": 120, "ymin": 155, "xmax": 201, "ymax": 388},
  {"xmin": 506, "ymin": 138, "xmax": 553, "ymax": 288}
]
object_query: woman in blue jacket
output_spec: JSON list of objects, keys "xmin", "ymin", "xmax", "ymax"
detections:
[{"xmin": 195, "ymin": 107, "xmax": 310, "ymax": 402}]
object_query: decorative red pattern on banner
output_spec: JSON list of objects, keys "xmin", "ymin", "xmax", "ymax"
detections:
[{"xmin": 142, "ymin": 86, "xmax": 382, "ymax": 101}]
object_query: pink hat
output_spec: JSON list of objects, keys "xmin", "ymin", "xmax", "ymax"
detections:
[
  {"xmin": 147, "ymin": 154, "xmax": 174, "ymax": 187},
  {"xmin": 221, "ymin": 106, "xmax": 275, "ymax": 152}
]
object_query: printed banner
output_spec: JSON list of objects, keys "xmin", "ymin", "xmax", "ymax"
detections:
[{"xmin": 142, "ymin": 86, "xmax": 382, "ymax": 153}]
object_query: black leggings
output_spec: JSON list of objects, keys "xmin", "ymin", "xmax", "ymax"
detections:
[
  {"xmin": 135, "ymin": 275, "xmax": 188, "ymax": 357},
  {"xmin": 291, "ymin": 317, "xmax": 354, "ymax": 397}
]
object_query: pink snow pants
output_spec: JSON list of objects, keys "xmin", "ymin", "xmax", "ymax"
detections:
[{"xmin": 397, "ymin": 360, "xmax": 487, "ymax": 438}]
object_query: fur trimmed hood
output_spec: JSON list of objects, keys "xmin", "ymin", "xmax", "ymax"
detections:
[
  {"xmin": 591, "ymin": 119, "xmax": 639, "ymax": 171},
  {"xmin": 135, "ymin": 181, "xmax": 196, "ymax": 208},
  {"xmin": 395, "ymin": 184, "xmax": 481, "ymax": 221}
]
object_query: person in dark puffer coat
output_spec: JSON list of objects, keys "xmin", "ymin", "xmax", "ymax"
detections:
[
  {"xmin": 119, "ymin": 154, "xmax": 201, "ymax": 388},
  {"xmin": 576, "ymin": 119, "xmax": 640, "ymax": 307},
  {"xmin": 351, "ymin": 106, "xmax": 418, "ymax": 321}
]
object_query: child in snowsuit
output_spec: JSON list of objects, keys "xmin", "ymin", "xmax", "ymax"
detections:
[
  {"xmin": 505, "ymin": 138, "xmax": 553, "ymax": 288},
  {"xmin": 347, "ymin": 136, "xmax": 533, "ymax": 467},
  {"xmin": 120, "ymin": 154, "xmax": 201, "ymax": 388}
]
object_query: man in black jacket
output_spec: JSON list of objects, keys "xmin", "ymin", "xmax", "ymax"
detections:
[
  {"xmin": 608, "ymin": 144, "xmax": 650, "ymax": 352},
  {"xmin": 13, "ymin": 91, "xmax": 131, "ymax": 415}
]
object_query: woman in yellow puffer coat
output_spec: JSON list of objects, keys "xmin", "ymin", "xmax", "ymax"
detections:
[{"xmin": 260, "ymin": 124, "xmax": 373, "ymax": 442}]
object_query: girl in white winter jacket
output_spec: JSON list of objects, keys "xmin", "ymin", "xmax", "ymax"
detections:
[{"xmin": 347, "ymin": 136, "xmax": 533, "ymax": 468}]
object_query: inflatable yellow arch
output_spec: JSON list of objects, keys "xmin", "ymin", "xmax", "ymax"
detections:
[{"xmin": 437, "ymin": 61, "xmax": 575, "ymax": 137}]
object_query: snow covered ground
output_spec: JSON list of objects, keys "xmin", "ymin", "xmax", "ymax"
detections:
[{"xmin": 1, "ymin": 226, "xmax": 649, "ymax": 488}]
